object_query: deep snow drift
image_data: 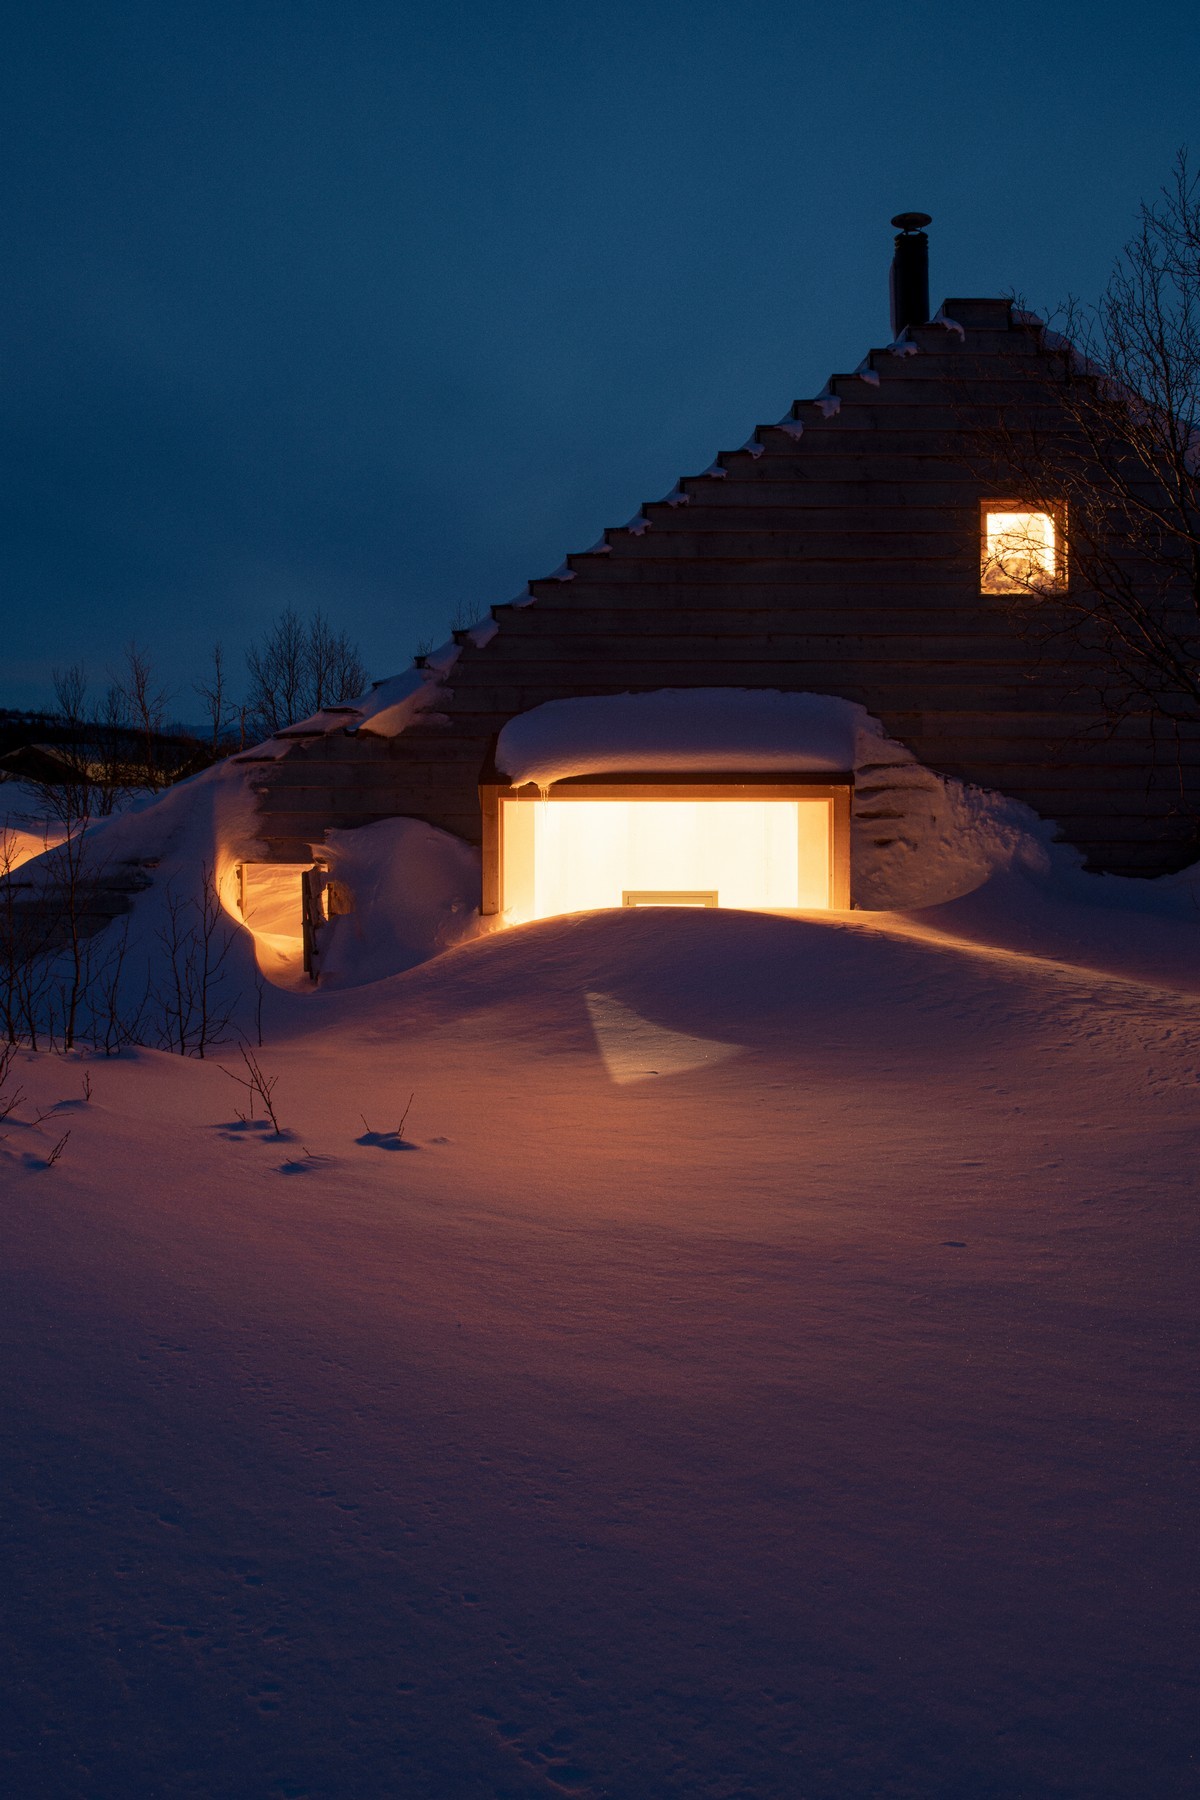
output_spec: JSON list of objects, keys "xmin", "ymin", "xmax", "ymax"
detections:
[
  {"xmin": 4, "ymin": 687, "xmax": 1198, "ymax": 1794},
  {"xmin": 16, "ymin": 682, "xmax": 1191, "ymax": 1057},
  {"xmin": 2, "ymin": 877, "xmax": 1198, "ymax": 1798},
  {"xmin": 11, "ymin": 684, "xmax": 1112, "ymax": 1028}
]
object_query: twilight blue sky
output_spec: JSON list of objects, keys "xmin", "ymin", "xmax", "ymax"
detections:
[{"xmin": 3, "ymin": 0, "xmax": 1198, "ymax": 715}]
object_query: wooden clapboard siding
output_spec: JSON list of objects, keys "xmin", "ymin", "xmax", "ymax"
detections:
[{"xmin": 253, "ymin": 296, "xmax": 1200, "ymax": 878}]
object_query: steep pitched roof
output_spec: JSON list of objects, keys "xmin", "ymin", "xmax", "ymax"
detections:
[{"xmin": 253, "ymin": 298, "xmax": 1199, "ymax": 877}]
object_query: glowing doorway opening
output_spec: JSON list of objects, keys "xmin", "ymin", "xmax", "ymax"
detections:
[
  {"xmin": 495, "ymin": 792, "xmax": 846, "ymax": 923},
  {"xmin": 234, "ymin": 862, "xmax": 308, "ymax": 981}
]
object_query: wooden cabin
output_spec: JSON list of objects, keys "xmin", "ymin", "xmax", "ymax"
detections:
[{"xmin": 241, "ymin": 220, "xmax": 1200, "ymax": 927}]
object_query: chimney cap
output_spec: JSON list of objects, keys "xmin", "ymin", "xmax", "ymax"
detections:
[{"xmin": 891, "ymin": 211, "xmax": 932, "ymax": 233}]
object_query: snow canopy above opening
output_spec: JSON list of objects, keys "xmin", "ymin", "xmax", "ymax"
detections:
[{"xmin": 494, "ymin": 690, "xmax": 870, "ymax": 787}]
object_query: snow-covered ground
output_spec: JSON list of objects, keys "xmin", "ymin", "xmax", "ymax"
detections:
[{"xmin": 3, "ymin": 873, "xmax": 1198, "ymax": 1797}]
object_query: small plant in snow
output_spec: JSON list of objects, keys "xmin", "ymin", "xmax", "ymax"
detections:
[
  {"xmin": 360, "ymin": 1092, "xmax": 415, "ymax": 1144},
  {"xmin": 44, "ymin": 1130, "xmax": 70, "ymax": 1168},
  {"xmin": 0, "ymin": 1044, "xmax": 24, "ymax": 1123},
  {"xmin": 221, "ymin": 1044, "xmax": 284, "ymax": 1136},
  {"xmin": 154, "ymin": 862, "xmax": 239, "ymax": 1057}
]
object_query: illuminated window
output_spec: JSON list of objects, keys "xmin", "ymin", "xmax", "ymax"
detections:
[
  {"xmin": 981, "ymin": 502, "xmax": 1064, "ymax": 594},
  {"xmin": 482, "ymin": 780, "xmax": 853, "ymax": 922}
]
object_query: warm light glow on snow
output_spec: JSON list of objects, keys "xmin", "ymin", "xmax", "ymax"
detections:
[
  {"xmin": 585, "ymin": 989, "xmax": 740, "ymax": 1084},
  {"xmin": 0, "ymin": 823, "xmax": 69, "ymax": 873},
  {"xmin": 982, "ymin": 508, "xmax": 1059, "ymax": 592},
  {"xmin": 234, "ymin": 862, "xmax": 308, "ymax": 982},
  {"xmin": 500, "ymin": 797, "xmax": 833, "ymax": 923}
]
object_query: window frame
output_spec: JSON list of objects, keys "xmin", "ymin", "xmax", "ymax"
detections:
[
  {"xmin": 979, "ymin": 499, "xmax": 1067, "ymax": 596},
  {"xmin": 479, "ymin": 771, "xmax": 853, "ymax": 918}
]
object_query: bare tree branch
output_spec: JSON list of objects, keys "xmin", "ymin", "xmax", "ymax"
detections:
[
  {"xmin": 245, "ymin": 609, "xmax": 367, "ymax": 740},
  {"xmin": 969, "ymin": 151, "xmax": 1200, "ymax": 742}
]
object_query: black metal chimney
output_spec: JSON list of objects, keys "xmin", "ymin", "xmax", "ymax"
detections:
[{"xmin": 889, "ymin": 211, "xmax": 931, "ymax": 338}]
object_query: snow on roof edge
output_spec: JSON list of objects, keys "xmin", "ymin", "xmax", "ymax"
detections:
[{"xmin": 404, "ymin": 296, "xmax": 1001, "ymax": 649}]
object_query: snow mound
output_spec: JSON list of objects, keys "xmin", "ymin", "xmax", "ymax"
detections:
[
  {"xmin": 81, "ymin": 766, "xmax": 483, "ymax": 1004},
  {"xmin": 315, "ymin": 818, "xmax": 482, "ymax": 989},
  {"xmin": 850, "ymin": 743, "xmax": 1060, "ymax": 910}
]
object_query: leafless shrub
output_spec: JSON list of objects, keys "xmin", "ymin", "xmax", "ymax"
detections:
[
  {"xmin": 221, "ymin": 1044, "xmax": 283, "ymax": 1135},
  {"xmin": 153, "ymin": 862, "xmax": 240, "ymax": 1056},
  {"xmin": 44, "ymin": 1130, "xmax": 70, "ymax": 1168},
  {"xmin": 117, "ymin": 642, "xmax": 170, "ymax": 792},
  {"xmin": 4, "ymin": 771, "xmax": 102, "ymax": 1054},
  {"xmin": 26, "ymin": 665, "xmax": 99, "ymax": 832},
  {"xmin": 2, "ymin": 837, "xmax": 242, "ymax": 1058},
  {"xmin": 360, "ymin": 1093, "xmax": 415, "ymax": 1141},
  {"xmin": 49, "ymin": 819, "xmax": 99, "ymax": 1053},
  {"xmin": 0, "ymin": 832, "xmax": 48, "ymax": 1048},
  {"xmin": 0, "ymin": 1043, "xmax": 24, "ymax": 1122},
  {"xmin": 194, "ymin": 641, "xmax": 231, "ymax": 756},
  {"xmin": 92, "ymin": 919, "xmax": 151, "ymax": 1055},
  {"xmin": 90, "ymin": 682, "xmax": 131, "ymax": 814}
]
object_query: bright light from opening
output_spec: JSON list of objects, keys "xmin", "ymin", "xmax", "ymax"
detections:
[
  {"xmin": 234, "ymin": 862, "xmax": 308, "ymax": 983},
  {"xmin": 500, "ymin": 797, "xmax": 832, "ymax": 923},
  {"xmin": 982, "ymin": 509, "xmax": 1059, "ymax": 593}
]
